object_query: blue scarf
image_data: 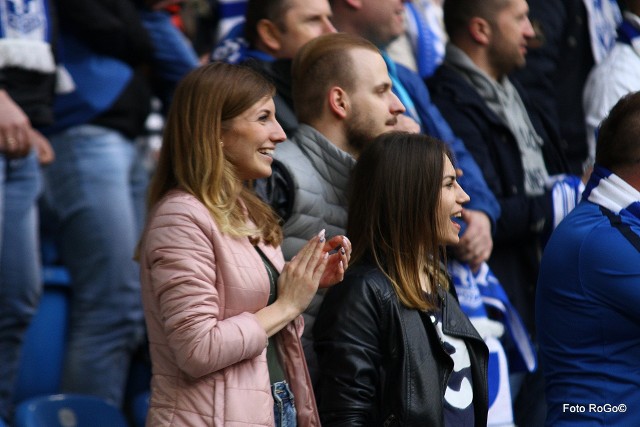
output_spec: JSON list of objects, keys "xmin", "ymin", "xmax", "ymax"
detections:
[
  {"xmin": 405, "ymin": 2, "xmax": 441, "ymax": 79},
  {"xmin": 616, "ymin": 16, "xmax": 640, "ymax": 46},
  {"xmin": 584, "ymin": 164, "xmax": 640, "ymax": 219},
  {"xmin": 450, "ymin": 260, "xmax": 536, "ymax": 424},
  {"xmin": 450, "ymin": 260, "xmax": 536, "ymax": 373},
  {"xmin": 0, "ymin": 0, "xmax": 55, "ymax": 73},
  {"xmin": 210, "ymin": 0, "xmax": 249, "ymax": 64},
  {"xmin": 0, "ymin": 0, "xmax": 50, "ymax": 41},
  {"xmin": 583, "ymin": 0, "xmax": 622, "ymax": 62}
]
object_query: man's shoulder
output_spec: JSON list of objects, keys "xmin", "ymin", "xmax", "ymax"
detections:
[
  {"xmin": 273, "ymin": 138, "xmax": 307, "ymax": 166},
  {"xmin": 274, "ymin": 126, "xmax": 324, "ymax": 160}
]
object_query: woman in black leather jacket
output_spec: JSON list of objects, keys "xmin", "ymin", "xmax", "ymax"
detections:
[{"xmin": 314, "ymin": 132, "xmax": 489, "ymax": 426}]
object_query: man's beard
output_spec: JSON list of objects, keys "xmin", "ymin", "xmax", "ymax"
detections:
[{"xmin": 345, "ymin": 109, "xmax": 380, "ymax": 155}]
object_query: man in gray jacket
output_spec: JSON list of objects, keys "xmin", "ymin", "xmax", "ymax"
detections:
[{"xmin": 258, "ymin": 32, "xmax": 408, "ymax": 386}]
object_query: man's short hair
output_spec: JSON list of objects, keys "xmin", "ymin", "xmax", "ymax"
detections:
[
  {"xmin": 596, "ymin": 91, "xmax": 640, "ymax": 171},
  {"xmin": 443, "ymin": 0, "xmax": 511, "ymax": 40},
  {"xmin": 292, "ymin": 32, "xmax": 380, "ymax": 124},
  {"xmin": 244, "ymin": 0, "xmax": 290, "ymax": 48}
]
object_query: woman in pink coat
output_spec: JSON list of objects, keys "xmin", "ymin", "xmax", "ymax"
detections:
[{"xmin": 137, "ymin": 62, "xmax": 351, "ymax": 426}]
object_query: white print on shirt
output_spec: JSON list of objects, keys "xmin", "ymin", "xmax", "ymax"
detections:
[{"xmin": 431, "ymin": 314, "xmax": 474, "ymax": 410}]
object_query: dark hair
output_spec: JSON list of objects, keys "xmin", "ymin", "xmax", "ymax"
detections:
[
  {"xmin": 347, "ymin": 132, "xmax": 454, "ymax": 310},
  {"xmin": 596, "ymin": 91, "xmax": 640, "ymax": 171},
  {"xmin": 443, "ymin": 0, "xmax": 510, "ymax": 40},
  {"xmin": 292, "ymin": 32, "xmax": 380, "ymax": 125},
  {"xmin": 244, "ymin": 0, "xmax": 290, "ymax": 48},
  {"xmin": 147, "ymin": 62, "xmax": 282, "ymax": 246}
]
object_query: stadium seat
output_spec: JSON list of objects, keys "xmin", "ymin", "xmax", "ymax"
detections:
[
  {"xmin": 14, "ymin": 394, "xmax": 128, "ymax": 427},
  {"xmin": 13, "ymin": 282, "xmax": 69, "ymax": 403}
]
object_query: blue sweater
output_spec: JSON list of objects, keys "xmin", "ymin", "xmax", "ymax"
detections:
[{"xmin": 536, "ymin": 198, "xmax": 640, "ymax": 425}]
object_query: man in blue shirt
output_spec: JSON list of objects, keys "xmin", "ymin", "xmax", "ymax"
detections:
[{"xmin": 537, "ymin": 92, "xmax": 640, "ymax": 426}]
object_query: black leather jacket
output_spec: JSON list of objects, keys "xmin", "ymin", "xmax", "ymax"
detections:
[{"xmin": 314, "ymin": 262, "xmax": 489, "ymax": 427}]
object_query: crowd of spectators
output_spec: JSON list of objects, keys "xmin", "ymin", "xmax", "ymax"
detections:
[{"xmin": 1, "ymin": 0, "xmax": 639, "ymax": 425}]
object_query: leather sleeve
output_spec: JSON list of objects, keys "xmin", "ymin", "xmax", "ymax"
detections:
[{"xmin": 313, "ymin": 271, "xmax": 387, "ymax": 426}]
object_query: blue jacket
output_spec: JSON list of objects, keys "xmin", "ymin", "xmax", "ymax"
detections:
[
  {"xmin": 426, "ymin": 63, "xmax": 568, "ymax": 334},
  {"xmin": 536, "ymin": 199, "xmax": 640, "ymax": 425},
  {"xmin": 45, "ymin": 0, "xmax": 153, "ymax": 138},
  {"xmin": 392, "ymin": 61, "xmax": 501, "ymax": 229}
]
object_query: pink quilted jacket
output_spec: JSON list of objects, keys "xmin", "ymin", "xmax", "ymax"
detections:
[{"xmin": 139, "ymin": 190, "xmax": 320, "ymax": 426}]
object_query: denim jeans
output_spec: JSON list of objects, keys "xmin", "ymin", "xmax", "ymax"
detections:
[
  {"xmin": 272, "ymin": 381, "xmax": 297, "ymax": 427},
  {"xmin": 0, "ymin": 151, "xmax": 42, "ymax": 421},
  {"xmin": 42, "ymin": 125, "xmax": 147, "ymax": 407}
]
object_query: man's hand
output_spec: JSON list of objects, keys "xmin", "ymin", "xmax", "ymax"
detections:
[
  {"xmin": 393, "ymin": 114, "xmax": 421, "ymax": 134},
  {"xmin": 0, "ymin": 89, "xmax": 32, "ymax": 158},
  {"xmin": 29, "ymin": 128, "xmax": 55, "ymax": 165},
  {"xmin": 453, "ymin": 209, "xmax": 493, "ymax": 271}
]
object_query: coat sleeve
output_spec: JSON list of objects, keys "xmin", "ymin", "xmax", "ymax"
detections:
[
  {"xmin": 313, "ymin": 274, "xmax": 385, "ymax": 426},
  {"xmin": 143, "ymin": 203, "xmax": 268, "ymax": 378}
]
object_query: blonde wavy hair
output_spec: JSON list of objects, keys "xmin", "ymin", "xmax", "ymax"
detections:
[{"xmin": 146, "ymin": 62, "xmax": 283, "ymax": 246}]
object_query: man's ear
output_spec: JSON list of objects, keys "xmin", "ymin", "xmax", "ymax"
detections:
[
  {"xmin": 256, "ymin": 19, "xmax": 282, "ymax": 53},
  {"xmin": 469, "ymin": 16, "xmax": 491, "ymax": 45},
  {"xmin": 343, "ymin": 0, "xmax": 363, "ymax": 10},
  {"xmin": 328, "ymin": 86, "xmax": 349, "ymax": 119}
]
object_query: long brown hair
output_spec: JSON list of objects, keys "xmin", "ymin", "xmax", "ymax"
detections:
[
  {"xmin": 147, "ymin": 62, "xmax": 282, "ymax": 246},
  {"xmin": 347, "ymin": 132, "xmax": 453, "ymax": 310}
]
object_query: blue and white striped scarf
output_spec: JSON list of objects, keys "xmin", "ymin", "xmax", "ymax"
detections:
[
  {"xmin": 584, "ymin": 164, "xmax": 640, "ymax": 219},
  {"xmin": 450, "ymin": 260, "xmax": 536, "ymax": 425},
  {"xmin": 404, "ymin": 1, "xmax": 444, "ymax": 79},
  {"xmin": 583, "ymin": 0, "xmax": 622, "ymax": 63},
  {"xmin": 0, "ymin": 0, "xmax": 55, "ymax": 73},
  {"xmin": 211, "ymin": 0, "xmax": 248, "ymax": 64}
]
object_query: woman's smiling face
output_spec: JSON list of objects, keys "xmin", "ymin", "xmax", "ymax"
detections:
[{"xmin": 221, "ymin": 97, "xmax": 286, "ymax": 180}]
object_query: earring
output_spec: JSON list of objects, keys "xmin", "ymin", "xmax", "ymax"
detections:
[{"xmin": 219, "ymin": 140, "xmax": 224, "ymax": 146}]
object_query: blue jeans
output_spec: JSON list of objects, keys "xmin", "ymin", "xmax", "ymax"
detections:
[
  {"xmin": 272, "ymin": 381, "xmax": 297, "ymax": 427},
  {"xmin": 0, "ymin": 151, "xmax": 42, "ymax": 422},
  {"xmin": 43, "ymin": 125, "xmax": 147, "ymax": 407}
]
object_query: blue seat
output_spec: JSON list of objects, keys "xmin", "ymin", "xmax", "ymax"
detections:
[
  {"xmin": 14, "ymin": 394, "xmax": 128, "ymax": 427},
  {"xmin": 13, "ymin": 231, "xmax": 71, "ymax": 403},
  {"xmin": 13, "ymin": 283, "xmax": 69, "ymax": 403}
]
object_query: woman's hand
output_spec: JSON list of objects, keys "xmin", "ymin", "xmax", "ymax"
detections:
[
  {"xmin": 319, "ymin": 235, "xmax": 351, "ymax": 288},
  {"xmin": 256, "ymin": 231, "xmax": 348, "ymax": 337},
  {"xmin": 276, "ymin": 230, "xmax": 329, "ymax": 315}
]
